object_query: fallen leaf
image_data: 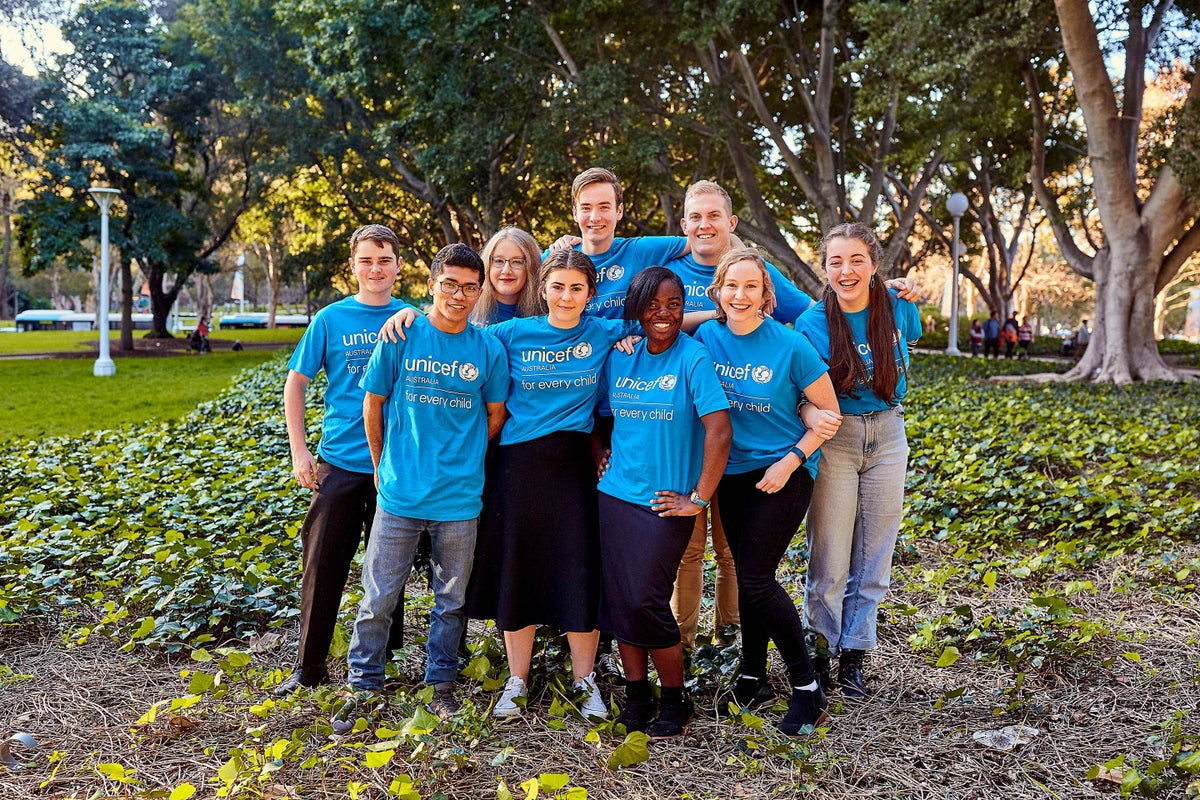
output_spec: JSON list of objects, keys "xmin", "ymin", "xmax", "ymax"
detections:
[{"xmin": 971, "ymin": 725, "xmax": 1040, "ymax": 752}]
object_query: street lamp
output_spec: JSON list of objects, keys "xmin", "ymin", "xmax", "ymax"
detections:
[
  {"xmin": 236, "ymin": 252, "xmax": 247, "ymax": 314},
  {"xmin": 945, "ymin": 192, "xmax": 969, "ymax": 356},
  {"xmin": 87, "ymin": 187, "xmax": 120, "ymax": 376}
]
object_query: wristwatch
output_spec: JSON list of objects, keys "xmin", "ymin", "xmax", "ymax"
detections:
[
  {"xmin": 789, "ymin": 446, "xmax": 808, "ymax": 465},
  {"xmin": 688, "ymin": 490, "xmax": 710, "ymax": 509}
]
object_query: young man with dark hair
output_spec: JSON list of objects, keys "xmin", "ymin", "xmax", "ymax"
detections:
[
  {"xmin": 275, "ymin": 224, "xmax": 414, "ymax": 695},
  {"xmin": 334, "ymin": 243, "xmax": 509, "ymax": 728}
]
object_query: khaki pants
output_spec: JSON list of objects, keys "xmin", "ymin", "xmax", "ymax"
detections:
[{"xmin": 670, "ymin": 499, "xmax": 739, "ymax": 648}]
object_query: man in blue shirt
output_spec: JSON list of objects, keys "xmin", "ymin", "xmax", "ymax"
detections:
[
  {"xmin": 336, "ymin": 244, "xmax": 509, "ymax": 727},
  {"xmin": 275, "ymin": 224, "xmax": 411, "ymax": 696}
]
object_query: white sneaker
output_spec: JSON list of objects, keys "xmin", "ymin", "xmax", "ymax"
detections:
[
  {"xmin": 494, "ymin": 675, "xmax": 527, "ymax": 718},
  {"xmin": 576, "ymin": 672, "xmax": 608, "ymax": 719}
]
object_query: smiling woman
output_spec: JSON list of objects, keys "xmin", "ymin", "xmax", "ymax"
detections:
[{"xmin": 0, "ymin": 351, "xmax": 277, "ymax": 440}]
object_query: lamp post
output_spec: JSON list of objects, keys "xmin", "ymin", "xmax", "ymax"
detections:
[
  {"xmin": 946, "ymin": 192, "xmax": 969, "ymax": 356},
  {"xmin": 88, "ymin": 187, "xmax": 120, "ymax": 376},
  {"xmin": 236, "ymin": 252, "xmax": 247, "ymax": 314}
]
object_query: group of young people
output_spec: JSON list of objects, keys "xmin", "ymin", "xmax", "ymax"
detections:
[{"xmin": 276, "ymin": 168, "xmax": 922, "ymax": 741}]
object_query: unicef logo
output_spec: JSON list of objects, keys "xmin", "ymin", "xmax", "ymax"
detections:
[
  {"xmin": 458, "ymin": 363, "xmax": 480, "ymax": 382},
  {"xmin": 606, "ymin": 264, "xmax": 625, "ymax": 281},
  {"xmin": 751, "ymin": 365, "xmax": 773, "ymax": 384},
  {"xmin": 658, "ymin": 374, "xmax": 677, "ymax": 391},
  {"xmin": 573, "ymin": 342, "xmax": 593, "ymax": 359}
]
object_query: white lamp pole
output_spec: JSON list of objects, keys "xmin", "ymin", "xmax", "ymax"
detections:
[
  {"xmin": 946, "ymin": 192, "xmax": 969, "ymax": 356},
  {"xmin": 236, "ymin": 252, "xmax": 247, "ymax": 314},
  {"xmin": 88, "ymin": 187, "xmax": 120, "ymax": 376}
]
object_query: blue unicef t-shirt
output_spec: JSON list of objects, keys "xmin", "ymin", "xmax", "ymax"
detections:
[
  {"xmin": 491, "ymin": 315, "xmax": 637, "ymax": 446},
  {"xmin": 545, "ymin": 237, "xmax": 686, "ymax": 319},
  {"xmin": 359, "ymin": 315, "xmax": 509, "ymax": 521},
  {"xmin": 665, "ymin": 253, "xmax": 814, "ymax": 323},
  {"xmin": 287, "ymin": 296, "xmax": 412, "ymax": 474},
  {"xmin": 794, "ymin": 289, "xmax": 922, "ymax": 415},
  {"xmin": 598, "ymin": 334, "xmax": 730, "ymax": 505},
  {"xmin": 694, "ymin": 318, "xmax": 828, "ymax": 479}
]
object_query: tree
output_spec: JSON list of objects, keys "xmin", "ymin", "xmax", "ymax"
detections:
[{"xmin": 1029, "ymin": 0, "xmax": 1199, "ymax": 382}]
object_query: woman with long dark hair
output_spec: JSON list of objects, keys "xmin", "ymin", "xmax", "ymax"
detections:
[
  {"xmin": 794, "ymin": 223, "xmax": 922, "ymax": 700},
  {"xmin": 597, "ymin": 266, "xmax": 732, "ymax": 739},
  {"xmin": 694, "ymin": 247, "xmax": 840, "ymax": 733}
]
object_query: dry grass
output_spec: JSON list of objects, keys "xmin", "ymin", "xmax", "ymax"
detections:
[{"xmin": 2, "ymin": 546, "xmax": 1198, "ymax": 800}]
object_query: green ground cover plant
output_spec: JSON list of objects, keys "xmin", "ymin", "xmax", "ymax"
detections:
[
  {"xmin": 0, "ymin": 351, "xmax": 277, "ymax": 440},
  {"xmin": 0, "ymin": 353, "xmax": 1197, "ymax": 798}
]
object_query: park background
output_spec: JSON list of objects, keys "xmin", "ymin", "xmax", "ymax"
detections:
[{"xmin": 0, "ymin": 0, "xmax": 1198, "ymax": 798}]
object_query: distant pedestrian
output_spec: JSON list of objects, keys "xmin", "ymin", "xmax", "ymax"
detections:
[
  {"xmin": 1017, "ymin": 320, "xmax": 1033, "ymax": 359},
  {"xmin": 982, "ymin": 311, "xmax": 1000, "ymax": 358},
  {"xmin": 231, "ymin": 339, "xmax": 244, "ymax": 352},
  {"xmin": 1001, "ymin": 315, "xmax": 1019, "ymax": 359},
  {"xmin": 1075, "ymin": 319, "xmax": 1091, "ymax": 358},
  {"xmin": 969, "ymin": 320, "xmax": 984, "ymax": 357},
  {"xmin": 197, "ymin": 317, "xmax": 211, "ymax": 353}
]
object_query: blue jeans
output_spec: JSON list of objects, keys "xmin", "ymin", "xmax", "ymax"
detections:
[
  {"xmin": 803, "ymin": 406, "xmax": 908, "ymax": 652},
  {"xmin": 347, "ymin": 510, "xmax": 477, "ymax": 689}
]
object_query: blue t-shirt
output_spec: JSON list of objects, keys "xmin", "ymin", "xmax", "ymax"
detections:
[
  {"xmin": 491, "ymin": 315, "xmax": 636, "ymax": 446},
  {"xmin": 694, "ymin": 318, "xmax": 828, "ymax": 478},
  {"xmin": 598, "ymin": 334, "xmax": 730, "ymax": 505},
  {"xmin": 287, "ymin": 296, "xmax": 412, "ymax": 474},
  {"xmin": 545, "ymin": 237, "xmax": 687, "ymax": 319},
  {"xmin": 664, "ymin": 253, "xmax": 814, "ymax": 323},
  {"xmin": 359, "ymin": 316, "xmax": 509, "ymax": 521},
  {"xmin": 794, "ymin": 290, "xmax": 922, "ymax": 415}
]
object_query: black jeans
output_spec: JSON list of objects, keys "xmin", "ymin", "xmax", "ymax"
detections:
[
  {"xmin": 717, "ymin": 465, "xmax": 815, "ymax": 687},
  {"xmin": 296, "ymin": 462, "xmax": 404, "ymax": 676}
]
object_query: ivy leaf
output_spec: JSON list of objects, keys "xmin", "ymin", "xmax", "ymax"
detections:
[
  {"xmin": 364, "ymin": 749, "xmax": 394, "ymax": 769},
  {"xmin": 935, "ymin": 646, "xmax": 961, "ymax": 667},
  {"xmin": 607, "ymin": 731, "xmax": 649, "ymax": 770},
  {"xmin": 538, "ymin": 773, "xmax": 569, "ymax": 792},
  {"xmin": 169, "ymin": 783, "xmax": 197, "ymax": 800}
]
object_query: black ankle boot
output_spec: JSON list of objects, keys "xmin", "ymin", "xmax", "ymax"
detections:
[
  {"xmin": 647, "ymin": 688, "xmax": 694, "ymax": 739},
  {"xmin": 713, "ymin": 675, "xmax": 775, "ymax": 718},
  {"xmin": 812, "ymin": 656, "xmax": 832, "ymax": 692},
  {"xmin": 838, "ymin": 649, "xmax": 868, "ymax": 699},
  {"xmin": 776, "ymin": 685, "xmax": 828, "ymax": 735},
  {"xmin": 616, "ymin": 679, "xmax": 655, "ymax": 732}
]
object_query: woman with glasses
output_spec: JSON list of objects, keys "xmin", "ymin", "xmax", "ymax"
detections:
[
  {"xmin": 470, "ymin": 248, "xmax": 639, "ymax": 720},
  {"xmin": 694, "ymin": 247, "xmax": 839, "ymax": 734},
  {"xmin": 794, "ymin": 222, "xmax": 922, "ymax": 700},
  {"xmin": 472, "ymin": 227, "xmax": 545, "ymax": 326}
]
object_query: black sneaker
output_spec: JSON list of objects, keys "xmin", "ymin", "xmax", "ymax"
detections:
[
  {"xmin": 595, "ymin": 652, "xmax": 626, "ymax": 686},
  {"xmin": 273, "ymin": 665, "xmax": 329, "ymax": 696},
  {"xmin": 429, "ymin": 683, "xmax": 461, "ymax": 720},
  {"xmin": 776, "ymin": 686, "xmax": 829, "ymax": 735},
  {"xmin": 647, "ymin": 695, "xmax": 694, "ymax": 740},
  {"xmin": 838, "ymin": 649, "xmax": 868, "ymax": 700},
  {"xmin": 615, "ymin": 679, "xmax": 655, "ymax": 733},
  {"xmin": 713, "ymin": 675, "xmax": 775, "ymax": 718}
]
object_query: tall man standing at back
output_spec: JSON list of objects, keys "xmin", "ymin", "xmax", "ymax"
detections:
[
  {"xmin": 276, "ymin": 224, "xmax": 414, "ymax": 695},
  {"xmin": 337, "ymin": 243, "xmax": 509, "ymax": 726}
]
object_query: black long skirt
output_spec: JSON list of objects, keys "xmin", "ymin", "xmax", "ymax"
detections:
[
  {"xmin": 465, "ymin": 430, "xmax": 600, "ymax": 633},
  {"xmin": 597, "ymin": 492, "xmax": 694, "ymax": 649}
]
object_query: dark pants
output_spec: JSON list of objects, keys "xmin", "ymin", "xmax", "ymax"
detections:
[
  {"xmin": 296, "ymin": 462, "xmax": 404, "ymax": 677},
  {"xmin": 717, "ymin": 466, "xmax": 816, "ymax": 687},
  {"xmin": 983, "ymin": 338, "xmax": 1000, "ymax": 358}
]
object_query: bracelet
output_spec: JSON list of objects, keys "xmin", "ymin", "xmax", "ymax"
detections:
[
  {"xmin": 789, "ymin": 446, "xmax": 808, "ymax": 465},
  {"xmin": 688, "ymin": 490, "xmax": 710, "ymax": 509}
]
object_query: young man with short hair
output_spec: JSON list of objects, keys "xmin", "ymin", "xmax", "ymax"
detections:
[
  {"xmin": 335, "ymin": 243, "xmax": 509, "ymax": 728},
  {"xmin": 276, "ymin": 224, "xmax": 413, "ymax": 695}
]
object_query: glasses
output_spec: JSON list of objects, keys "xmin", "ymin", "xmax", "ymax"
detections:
[
  {"xmin": 490, "ymin": 256, "xmax": 528, "ymax": 271},
  {"xmin": 434, "ymin": 279, "xmax": 481, "ymax": 297}
]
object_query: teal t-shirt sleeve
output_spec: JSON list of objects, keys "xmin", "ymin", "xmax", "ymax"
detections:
[
  {"xmin": 896, "ymin": 295, "xmax": 922, "ymax": 347},
  {"xmin": 482, "ymin": 336, "xmax": 510, "ymax": 403},
  {"xmin": 790, "ymin": 333, "xmax": 829, "ymax": 391},
  {"xmin": 632, "ymin": 235, "xmax": 688, "ymax": 266},
  {"xmin": 687, "ymin": 344, "xmax": 731, "ymax": 417},
  {"xmin": 359, "ymin": 337, "xmax": 402, "ymax": 398},
  {"xmin": 287, "ymin": 315, "xmax": 328, "ymax": 379},
  {"xmin": 765, "ymin": 261, "xmax": 814, "ymax": 323}
]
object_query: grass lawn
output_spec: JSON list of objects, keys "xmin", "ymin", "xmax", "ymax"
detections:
[
  {"xmin": 0, "ymin": 350, "xmax": 281, "ymax": 440},
  {"xmin": 0, "ymin": 326, "xmax": 305, "ymax": 355}
]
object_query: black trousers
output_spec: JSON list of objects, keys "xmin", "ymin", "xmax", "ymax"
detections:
[
  {"xmin": 296, "ymin": 462, "xmax": 404, "ymax": 676},
  {"xmin": 717, "ymin": 465, "xmax": 815, "ymax": 686}
]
